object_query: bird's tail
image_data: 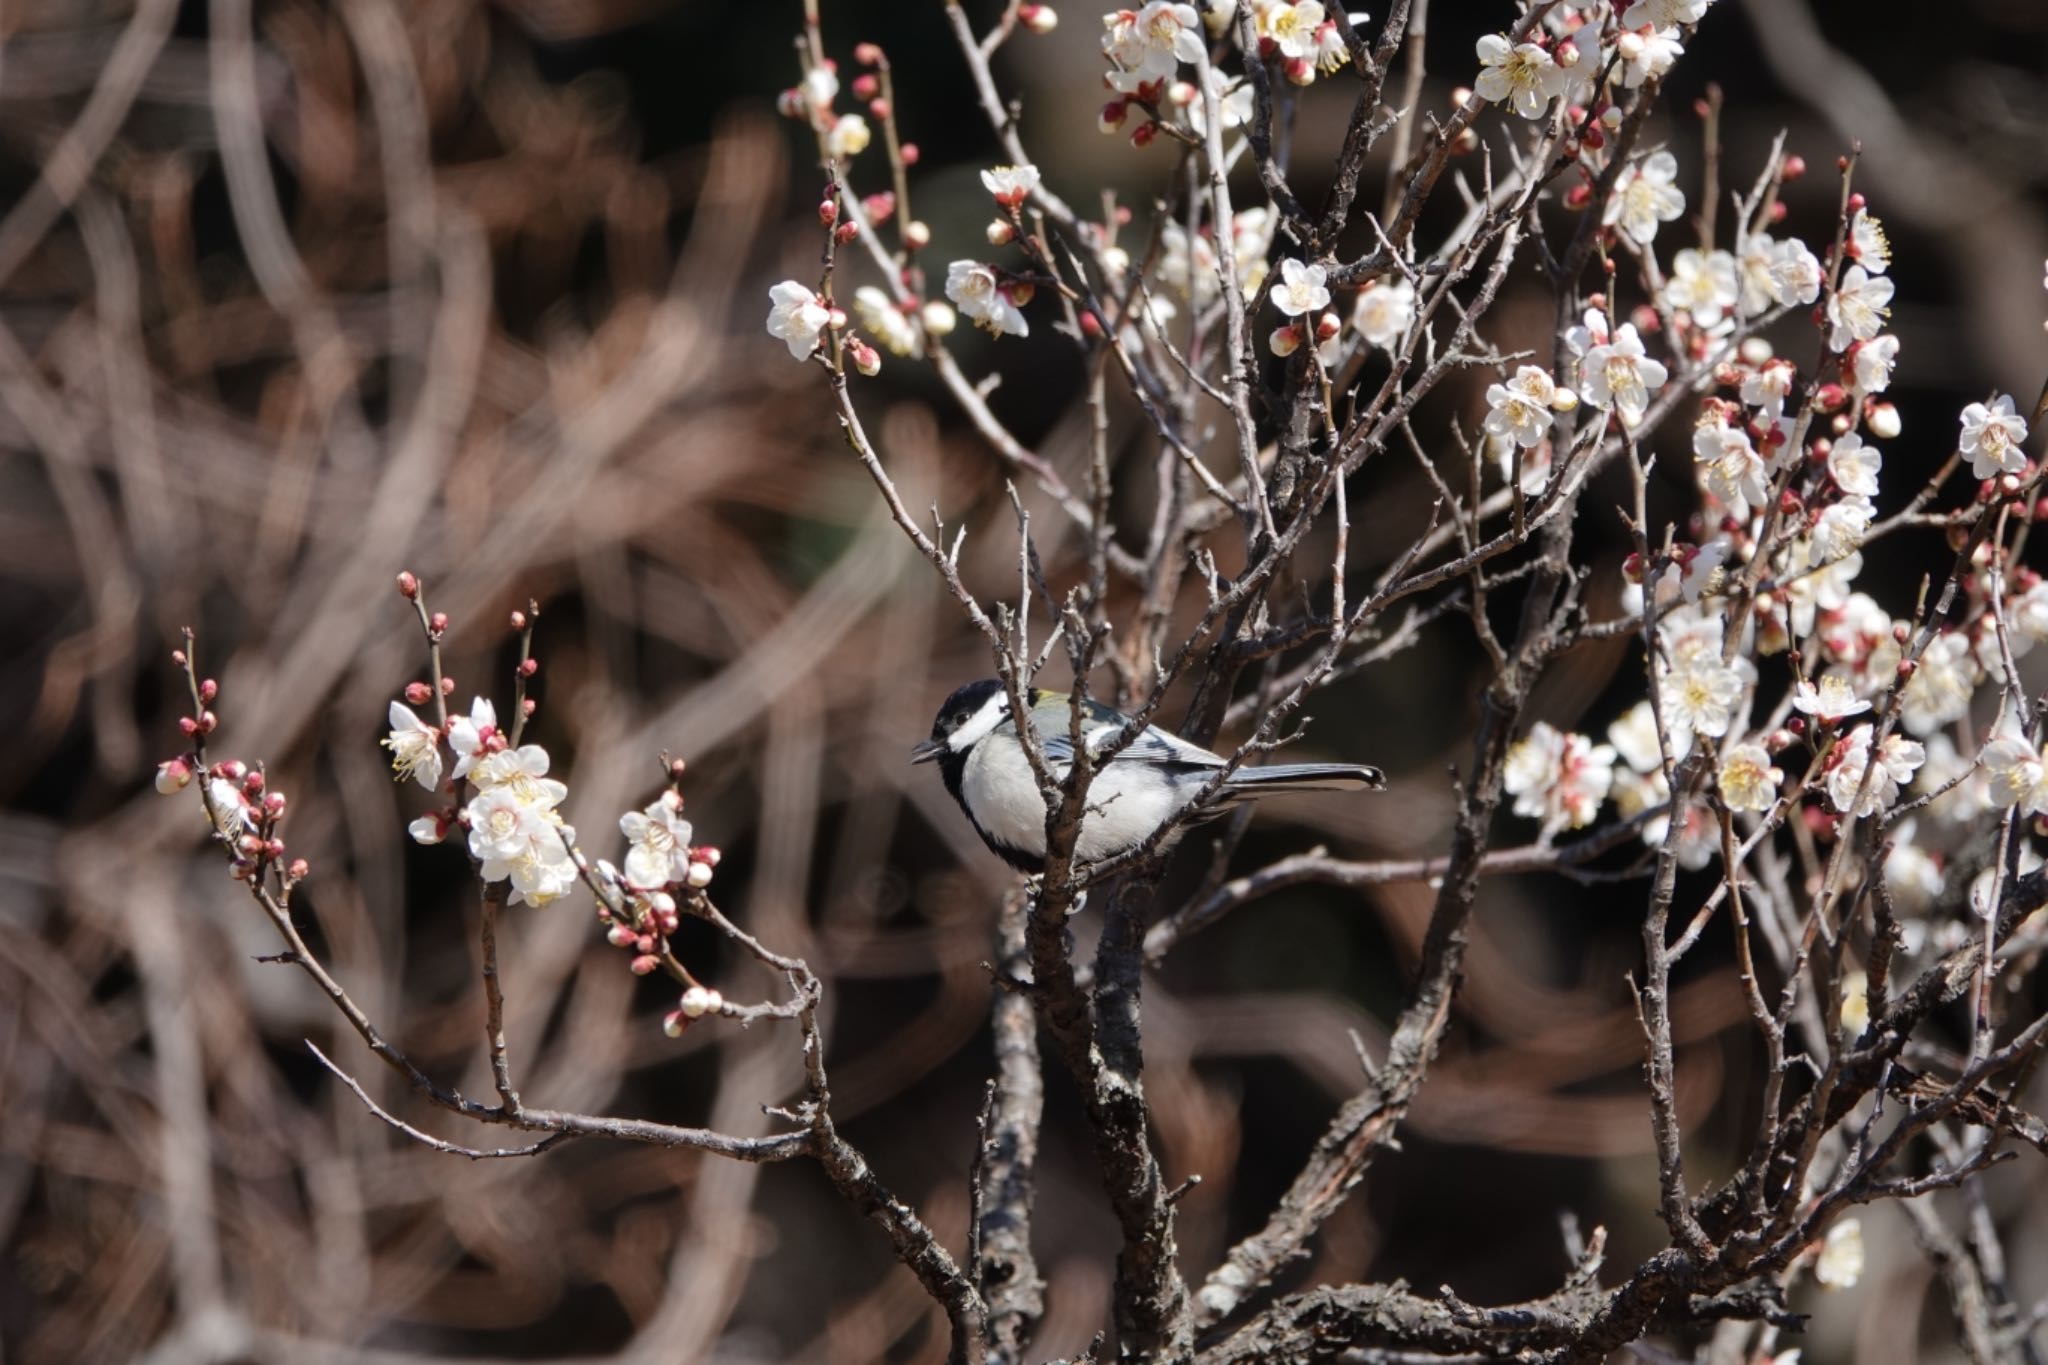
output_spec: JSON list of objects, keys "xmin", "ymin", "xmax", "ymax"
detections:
[{"xmin": 1220, "ymin": 763, "xmax": 1385, "ymax": 796}]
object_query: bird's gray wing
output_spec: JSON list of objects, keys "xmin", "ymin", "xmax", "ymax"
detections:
[{"xmin": 1038, "ymin": 719, "xmax": 1226, "ymax": 769}]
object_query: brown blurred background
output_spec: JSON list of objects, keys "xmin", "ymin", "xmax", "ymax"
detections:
[{"xmin": 3, "ymin": 1, "xmax": 2047, "ymax": 1361}]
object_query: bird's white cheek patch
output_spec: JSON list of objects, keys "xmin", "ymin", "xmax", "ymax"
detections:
[
  {"xmin": 961, "ymin": 738, "xmax": 1046, "ymax": 854},
  {"xmin": 948, "ymin": 690, "xmax": 1012, "ymax": 752}
]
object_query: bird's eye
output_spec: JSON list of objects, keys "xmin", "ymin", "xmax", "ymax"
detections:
[{"xmin": 949, "ymin": 712, "xmax": 965, "ymax": 730}]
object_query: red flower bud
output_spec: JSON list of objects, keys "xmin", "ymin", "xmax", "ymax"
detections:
[
  {"xmin": 851, "ymin": 73, "xmax": 879, "ymax": 100},
  {"xmin": 1781, "ymin": 154, "xmax": 1806, "ymax": 181},
  {"xmin": 899, "ymin": 142, "xmax": 920, "ymax": 166},
  {"xmin": 397, "ymin": 571, "xmax": 419, "ymax": 598}
]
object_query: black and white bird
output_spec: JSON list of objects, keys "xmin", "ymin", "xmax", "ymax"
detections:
[{"xmin": 912, "ymin": 679, "xmax": 1384, "ymax": 872}]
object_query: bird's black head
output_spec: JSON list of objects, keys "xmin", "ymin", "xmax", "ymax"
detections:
[{"xmin": 913, "ymin": 679, "xmax": 1007, "ymax": 766}]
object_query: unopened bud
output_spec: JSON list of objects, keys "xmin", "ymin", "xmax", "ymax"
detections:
[
  {"xmin": 156, "ymin": 758, "xmax": 194, "ymax": 794},
  {"xmin": 1131, "ymin": 121, "xmax": 1158, "ymax": 149},
  {"xmin": 1283, "ymin": 57, "xmax": 1314, "ymax": 86},
  {"xmin": 630, "ymin": 954, "xmax": 660, "ymax": 976},
  {"xmin": 519, "ymin": 657, "xmax": 538, "ymax": 678},
  {"xmin": 1781, "ymin": 154, "xmax": 1806, "ymax": 181},
  {"xmin": 834, "ymin": 221, "xmax": 859, "ymax": 245},
  {"xmin": 171, "ymin": 648, "xmax": 188, "ymax": 667},
  {"xmin": 1268, "ymin": 324, "xmax": 1302, "ymax": 358},
  {"xmin": 680, "ymin": 985, "xmax": 715, "ymax": 1018},
  {"xmin": 854, "ymin": 42, "xmax": 883, "ymax": 65},
  {"xmin": 1866, "ymin": 402, "xmax": 1900, "ymax": 440},
  {"xmin": 987, "ymin": 218, "xmax": 1015, "ymax": 246},
  {"xmin": 851, "ymin": 73, "xmax": 879, "ymax": 100},
  {"xmin": 862, "ymin": 191, "xmax": 895, "ymax": 224},
  {"xmin": 851, "ymin": 339, "xmax": 882, "ymax": 376},
  {"xmin": 397, "ymin": 571, "xmax": 419, "ymax": 598},
  {"xmin": 899, "ymin": 142, "xmax": 920, "ymax": 166},
  {"xmin": 663, "ymin": 1010, "xmax": 687, "ymax": 1037},
  {"xmin": 1100, "ymin": 99, "xmax": 1130, "ymax": 134},
  {"xmin": 243, "ymin": 769, "xmax": 265, "ymax": 794},
  {"xmin": 440, "ymin": 676, "xmax": 455, "ymax": 696},
  {"xmin": 1315, "ymin": 311, "xmax": 1341, "ymax": 342},
  {"xmin": 903, "ymin": 220, "xmax": 931, "ymax": 249},
  {"xmin": 921, "ymin": 301, "xmax": 956, "ymax": 336},
  {"xmin": 287, "ymin": 858, "xmax": 309, "ymax": 881},
  {"xmin": 1846, "ymin": 192, "xmax": 1866, "ymax": 212},
  {"xmin": 199, "ymin": 678, "xmax": 219, "ymax": 703},
  {"xmin": 1019, "ymin": 3, "xmax": 1058, "ymax": 33},
  {"xmin": 264, "ymin": 791, "xmax": 287, "ymax": 817},
  {"xmin": 686, "ymin": 861, "xmax": 715, "ymax": 889},
  {"xmin": 868, "ymin": 96, "xmax": 891, "ymax": 120},
  {"xmin": 607, "ymin": 924, "xmax": 636, "ymax": 948},
  {"xmin": 818, "ymin": 198, "xmax": 838, "ymax": 226},
  {"xmin": 429, "ymin": 612, "xmax": 448, "ymax": 635}
]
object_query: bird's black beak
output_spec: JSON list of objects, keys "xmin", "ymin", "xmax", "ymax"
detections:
[{"xmin": 910, "ymin": 739, "xmax": 945, "ymax": 765}]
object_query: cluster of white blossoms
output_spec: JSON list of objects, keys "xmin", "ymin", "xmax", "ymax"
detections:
[
  {"xmin": 388, "ymin": 697, "xmax": 580, "ymax": 907},
  {"xmin": 1505, "ymin": 720, "xmax": 1617, "ymax": 835}
]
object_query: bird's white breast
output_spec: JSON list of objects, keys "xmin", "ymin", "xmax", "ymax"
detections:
[{"xmin": 961, "ymin": 738, "xmax": 1197, "ymax": 863}]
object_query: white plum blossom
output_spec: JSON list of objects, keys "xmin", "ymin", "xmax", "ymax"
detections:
[
  {"xmin": 1605, "ymin": 152, "xmax": 1686, "ymax": 246},
  {"xmin": 1186, "ymin": 65, "xmax": 1255, "ymax": 135},
  {"xmin": 1848, "ymin": 207, "xmax": 1890, "ymax": 274},
  {"xmin": 825, "ymin": 113, "xmax": 871, "ymax": 159},
  {"xmin": 1958, "ymin": 394, "xmax": 2029, "ymax": 480},
  {"xmin": 1814, "ymin": 1218, "xmax": 1864, "ymax": 1290},
  {"xmin": 1608, "ymin": 701, "xmax": 1664, "ymax": 775},
  {"xmin": 1840, "ymin": 969, "xmax": 1870, "ymax": 1035},
  {"xmin": 1616, "ymin": 27, "xmax": 1685, "ymax": 87},
  {"xmin": 383, "ymin": 701, "xmax": 443, "ymax": 790},
  {"xmin": 1850, "ymin": 334, "xmax": 1899, "ymax": 394},
  {"xmin": 1741, "ymin": 359, "xmax": 1796, "ymax": 420},
  {"xmin": 1270, "ymin": 258, "xmax": 1331, "ymax": 316},
  {"xmin": 1826, "ymin": 433, "xmax": 1882, "ymax": 497},
  {"xmin": 1981, "ymin": 735, "xmax": 2048, "ymax": 815},
  {"xmin": 1581, "ymin": 323, "xmax": 1669, "ymax": 428},
  {"xmin": 448, "ymin": 696, "xmax": 500, "ymax": 780},
  {"xmin": 1738, "ymin": 234, "xmax": 1822, "ymax": 315},
  {"xmin": 1263, "ymin": 1, "xmax": 1328, "ymax": 60},
  {"xmin": 1635, "ymin": 0, "xmax": 1713, "ymax": 25},
  {"xmin": 766, "ymin": 281, "xmax": 832, "ymax": 360},
  {"xmin": 1661, "ymin": 654, "xmax": 1744, "ymax": 747},
  {"xmin": 2013, "ymin": 579, "xmax": 2048, "ymax": 649},
  {"xmin": 1900, "ymin": 632, "xmax": 1978, "ymax": 735},
  {"xmin": 1793, "ymin": 674, "xmax": 1870, "ymax": 723},
  {"xmin": 1827, "ymin": 724, "xmax": 1924, "ymax": 816},
  {"xmin": 1473, "ymin": 34, "xmax": 1562, "ymax": 119},
  {"xmin": 853, "ymin": 286, "xmax": 919, "ymax": 356},
  {"xmin": 406, "ymin": 813, "xmax": 447, "ymax": 846},
  {"xmin": 1809, "ymin": 497, "xmax": 1874, "ymax": 566},
  {"xmin": 1884, "ymin": 825, "xmax": 1945, "ymax": 915},
  {"xmin": 1826, "ymin": 265, "xmax": 1893, "ymax": 351},
  {"xmin": 980, "ymin": 163, "xmax": 1041, "ymax": 207},
  {"xmin": 1663, "ymin": 248, "xmax": 1738, "ymax": 327},
  {"xmin": 1352, "ymin": 277, "xmax": 1415, "ymax": 350},
  {"xmin": 1695, "ymin": 423, "xmax": 1767, "ymax": 515},
  {"xmin": 1504, "ymin": 721, "xmax": 1616, "ymax": 833},
  {"xmin": 466, "ymin": 781, "xmax": 578, "ymax": 907},
  {"xmin": 621, "ymin": 790, "xmax": 695, "ymax": 887},
  {"xmin": 1483, "ymin": 366, "xmax": 1576, "ymax": 449},
  {"xmin": 1718, "ymin": 743, "xmax": 1779, "ymax": 812},
  {"xmin": 471, "ymin": 744, "xmax": 568, "ymax": 809},
  {"xmin": 1104, "ymin": 2, "xmax": 1205, "ymax": 81},
  {"xmin": 945, "ymin": 261, "xmax": 1029, "ymax": 337}
]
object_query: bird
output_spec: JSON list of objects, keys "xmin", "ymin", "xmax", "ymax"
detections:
[{"xmin": 912, "ymin": 679, "xmax": 1384, "ymax": 873}]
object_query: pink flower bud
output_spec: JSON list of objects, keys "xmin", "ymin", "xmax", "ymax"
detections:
[
  {"xmin": 851, "ymin": 340, "xmax": 882, "ymax": 376},
  {"xmin": 1130, "ymin": 122, "xmax": 1157, "ymax": 149},
  {"xmin": 1315, "ymin": 312, "xmax": 1340, "ymax": 342},
  {"xmin": 287, "ymin": 858, "xmax": 309, "ymax": 880},
  {"xmin": 899, "ymin": 142, "xmax": 920, "ymax": 166},
  {"xmin": 630, "ymin": 954, "xmax": 659, "ymax": 976},
  {"xmin": 518, "ymin": 657, "xmax": 538, "ymax": 678},
  {"xmin": 429, "ymin": 612, "xmax": 448, "ymax": 635},
  {"xmin": 662, "ymin": 1010, "xmax": 687, "ymax": 1037},
  {"xmin": 264, "ymin": 838, "xmax": 286, "ymax": 860},
  {"xmin": 854, "ymin": 42, "xmax": 883, "ymax": 65},
  {"xmin": 862, "ymin": 192, "xmax": 895, "ymax": 224},
  {"xmin": 218, "ymin": 759, "xmax": 246, "ymax": 782},
  {"xmin": 1564, "ymin": 183, "xmax": 1592, "ymax": 211},
  {"xmin": 1019, "ymin": 3, "xmax": 1058, "ymax": 34},
  {"xmin": 1268, "ymin": 324, "xmax": 1302, "ymax": 358},
  {"xmin": 607, "ymin": 925, "xmax": 636, "ymax": 948},
  {"xmin": 179, "ymin": 716, "xmax": 199, "ymax": 736},
  {"xmin": 403, "ymin": 681, "xmax": 430, "ymax": 706},
  {"xmin": 1283, "ymin": 57, "xmax": 1313, "ymax": 86},
  {"xmin": 1846, "ymin": 192, "xmax": 1866, "ymax": 212},
  {"xmin": 903, "ymin": 220, "xmax": 931, "ymax": 249},
  {"xmin": 440, "ymin": 676, "xmax": 455, "ymax": 696},
  {"xmin": 868, "ymin": 97, "xmax": 891, "ymax": 120},
  {"xmin": 699, "ymin": 846, "xmax": 721, "ymax": 866},
  {"xmin": 1099, "ymin": 100, "xmax": 1130, "ymax": 134},
  {"xmin": 171, "ymin": 648, "xmax": 188, "ymax": 667},
  {"xmin": 851, "ymin": 73, "xmax": 879, "ymax": 100},
  {"xmin": 521, "ymin": 698, "xmax": 537, "ymax": 718},
  {"xmin": 397, "ymin": 571, "xmax": 419, "ymax": 598},
  {"xmin": 155, "ymin": 758, "xmax": 194, "ymax": 794},
  {"xmin": 264, "ymin": 791, "xmax": 287, "ymax": 817},
  {"xmin": 987, "ymin": 218, "xmax": 1015, "ymax": 247},
  {"xmin": 199, "ymin": 678, "xmax": 218, "ymax": 703},
  {"xmin": 198, "ymin": 711, "xmax": 217, "ymax": 733},
  {"xmin": 834, "ymin": 221, "xmax": 859, "ymax": 245},
  {"xmin": 1781, "ymin": 154, "xmax": 1806, "ymax": 181}
]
